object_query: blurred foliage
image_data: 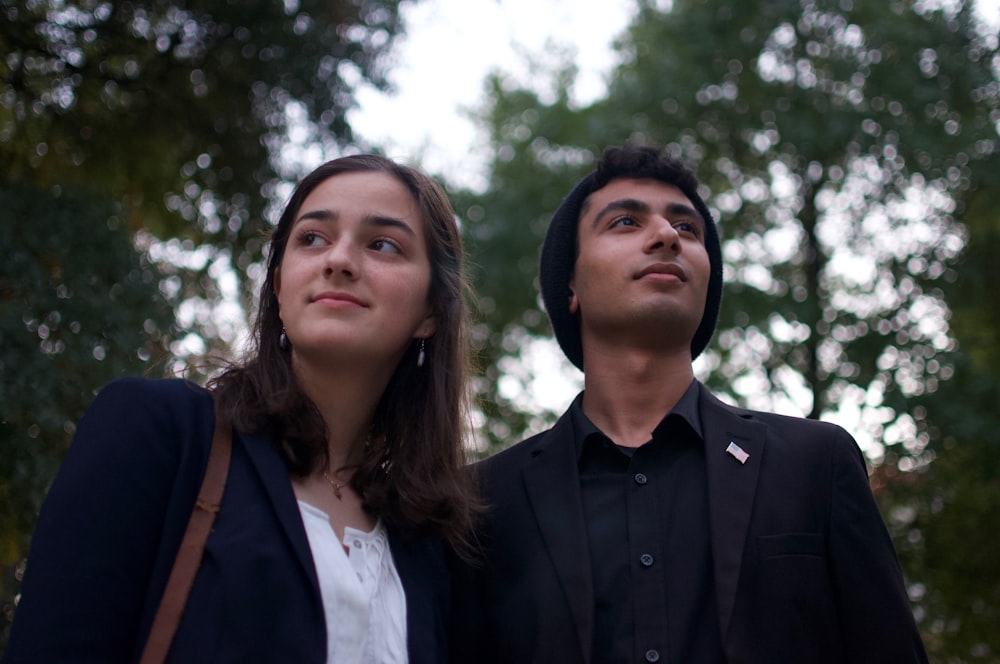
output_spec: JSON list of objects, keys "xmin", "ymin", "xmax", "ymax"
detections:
[
  {"xmin": 455, "ymin": 0, "xmax": 999, "ymax": 660},
  {"xmin": 882, "ymin": 169, "xmax": 1000, "ymax": 660},
  {"xmin": 0, "ymin": 182, "xmax": 175, "ymax": 637},
  {"xmin": 0, "ymin": 0, "xmax": 411, "ymax": 651},
  {"xmin": 1, "ymin": 0, "xmax": 405, "ymax": 331}
]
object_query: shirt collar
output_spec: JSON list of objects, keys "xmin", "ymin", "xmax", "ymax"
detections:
[{"xmin": 570, "ymin": 379, "xmax": 704, "ymax": 460}]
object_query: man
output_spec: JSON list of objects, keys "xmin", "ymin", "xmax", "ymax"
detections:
[{"xmin": 451, "ymin": 145, "xmax": 927, "ymax": 663}]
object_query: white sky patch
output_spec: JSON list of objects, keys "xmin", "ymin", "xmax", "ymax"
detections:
[
  {"xmin": 974, "ymin": 0, "xmax": 999, "ymax": 25},
  {"xmin": 497, "ymin": 334, "xmax": 583, "ymax": 416},
  {"xmin": 349, "ymin": 0, "xmax": 636, "ymax": 189}
]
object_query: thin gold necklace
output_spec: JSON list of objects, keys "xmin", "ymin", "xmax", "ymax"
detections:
[{"xmin": 321, "ymin": 471, "xmax": 347, "ymax": 500}]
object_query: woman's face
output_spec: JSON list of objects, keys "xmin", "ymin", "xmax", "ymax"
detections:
[{"xmin": 274, "ymin": 170, "xmax": 436, "ymax": 370}]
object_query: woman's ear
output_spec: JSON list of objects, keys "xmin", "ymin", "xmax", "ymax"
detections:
[
  {"xmin": 568, "ymin": 276, "xmax": 579, "ymax": 315},
  {"xmin": 415, "ymin": 309, "xmax": 436, "ymax": 339}
]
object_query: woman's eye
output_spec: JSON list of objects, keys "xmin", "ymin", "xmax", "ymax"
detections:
[
  {"xmin": 297, "ymin": 230, "xmax": 325, "ymax": 247},
  {"xmin": 371, "ymin": 238, "xmax": 402, "ymax": 255}
]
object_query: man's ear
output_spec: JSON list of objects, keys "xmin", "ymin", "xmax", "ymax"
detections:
[{"xmin": 568, "ymin": 276, "xmax": 579, "ymax": 315}]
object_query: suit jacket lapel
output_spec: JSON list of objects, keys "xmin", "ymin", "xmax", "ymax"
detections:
[
  {"xmin": 390, "ymin": 535, "xmax": 444, "ymax": 664},
  {"xmin": 699, "ymin": 385, "xmax": 765, "ymax": 642},
  {"xmin": 238, "ymin": 430, "xmax": 321, "ymax": 591},
  {"xmin": 521, "ymin": 414, "xmax": 594, "ymax": 663}
]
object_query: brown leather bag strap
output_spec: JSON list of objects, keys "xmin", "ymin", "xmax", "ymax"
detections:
[{"xmin": 139, "ymin": 398, "xmax": 232, "ymax": 664}]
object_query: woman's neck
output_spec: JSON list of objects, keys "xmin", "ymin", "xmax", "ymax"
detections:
[{"xmin": 291, "ymin": 352, "xmax": 395, "ymax": 470}]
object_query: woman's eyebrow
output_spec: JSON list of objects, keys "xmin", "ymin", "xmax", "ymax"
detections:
[
  {"xmin": 364, "ymin": 214, "xmax": 416, "ymax": 237},
  {"xmin": 294, "ymin": 208, "xmax": 337, "ymax": 225},
  {"xmin": 292, "ymin": 209, "xmax": 416, "ymax": 237}
]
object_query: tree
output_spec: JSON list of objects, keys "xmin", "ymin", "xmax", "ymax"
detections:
[
  {"xmin": 881, "ymin": 166, "xmax": 1000, "ymax": 661},
  {"xmin": 1, "ymin": 0, "xmax": 407, "ymax": 335},
  {"xmin": 456, "ymin": 0, "xmax": 999, "ymax": 658},
  {"xmin": 0, "ymin": 183, "xmax": 175, "ymax": 641}
]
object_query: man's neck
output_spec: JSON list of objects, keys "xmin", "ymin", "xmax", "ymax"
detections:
[{"xmin": 580, "ymin": 343, "xmax": 695, "ymax": 448}]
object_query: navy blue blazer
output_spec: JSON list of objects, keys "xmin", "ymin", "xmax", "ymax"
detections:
[
  {"xmin": 5, "ymin": 378, "xmax": 449, "ymax": 664},
  {"xmin": 451, "ymin": 382, "xmax": 927, "ymax": 664}
]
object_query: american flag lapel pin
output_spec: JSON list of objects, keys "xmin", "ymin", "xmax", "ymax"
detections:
[{"xmin": 726, "ymin": 441, "xmax": 750, "ymax": 465}]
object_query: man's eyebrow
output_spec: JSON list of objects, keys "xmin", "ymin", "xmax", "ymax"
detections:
[
  {"xmin": 293, "ymin": 209, "xmax": 416, "ymax": 237},
  {"xmin": 663, "ymin": 202, "xmax": 705, "ymax": 228},
  {"xmin": 590, "ymin": 199, "xmax": 706, "ymax": 230},
  {"xmin": 590, "ymin": 198, "xmax": 651, "ymax": 228}
]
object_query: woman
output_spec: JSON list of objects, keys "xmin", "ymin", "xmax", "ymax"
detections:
[{"xmin": 4, "ymin": 155, "xmax": 478, "ymax": 663}]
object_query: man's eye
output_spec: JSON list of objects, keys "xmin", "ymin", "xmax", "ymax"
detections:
[
  {"xmin": 674, "ymin": 221, "xmax": 700, "ymax": 236},
  {"xmin": 610, "ymin": 215, "xmax": 638, "ymax": 228}
]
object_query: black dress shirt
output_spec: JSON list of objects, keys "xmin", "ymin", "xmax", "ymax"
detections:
[{"xmin": 571, "ymin": 380, "xmax": 726, "ymax": 663}]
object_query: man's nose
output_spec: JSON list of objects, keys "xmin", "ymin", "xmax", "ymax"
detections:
[{"xmin": 644, "ymin": 217, "xmax": 680, "ymax": 254}]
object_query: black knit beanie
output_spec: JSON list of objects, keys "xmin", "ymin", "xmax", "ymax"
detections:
[{"xmin": 539, "ymin": 151, "xmax": 723, "ymax": 370}]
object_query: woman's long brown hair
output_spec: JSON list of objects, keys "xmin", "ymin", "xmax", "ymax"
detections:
[{"xmin": 209, "ymin": 154, "xmax": 479, "ymax": 551}]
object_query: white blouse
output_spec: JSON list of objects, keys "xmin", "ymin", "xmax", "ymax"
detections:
[{"xmin": 297, "ymin": 501, "xmax": 408, "ymax": 664}]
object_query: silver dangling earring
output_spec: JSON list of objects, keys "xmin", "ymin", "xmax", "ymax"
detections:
[
  {"xmin": 279, "ymin": 328, "xmax": 289, "ymax": 350},
  {"xmin": 416, "ymin": 338, "xmax": 426, "ymax": 368}
]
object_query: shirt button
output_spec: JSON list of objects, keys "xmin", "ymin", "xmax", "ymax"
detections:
[
  {"xmin": 645, "ymin": 649, "xmax": 660, "ymax": 662},
  {"xmin": 634, "ymin": 473, "xmax": 648, "ymax": 485},
  {"xmin": 640, "ymin": 553, "xmax": 654, "ymax": 567}
]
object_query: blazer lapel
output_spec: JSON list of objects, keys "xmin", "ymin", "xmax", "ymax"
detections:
[
  {"xmin": 389, "ymin": 535, "xmax": 445, "ymax": 664},
  {"xmin": 238, "ymin": 430, "xmax": 320, "ymax": 590},
  {"xmin": 521, "ymin": 414, "xmax": 594, "ymax": 663},
  {"xmin": 699, "ymin": 385, "xmax": 765, "ymax": 642}
]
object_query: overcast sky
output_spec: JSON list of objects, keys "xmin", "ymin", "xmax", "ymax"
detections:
[
  {"xmin": 349, "ymin": 0, "xmax": 999, "ymax": 190},
  {"xmin": 348, "ymin": 0, "xmax": 636, "ymax": 189}
]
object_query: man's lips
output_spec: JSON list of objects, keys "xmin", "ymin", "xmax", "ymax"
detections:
[
  {"xmin": 634, "ymin": 262, "xmax": 687, "ymax": 282},
  {"xmin": 311, "ymin": 291, "xmax": 367, "ymax": 307}
]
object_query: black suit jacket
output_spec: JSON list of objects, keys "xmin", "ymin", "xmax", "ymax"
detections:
[
  {"xmin": 5, "ymin": 377, "xmax": 449, "ymax": 664},
  {"xmin": 452, "ymin": 383, "xmax": 927, "ymax": 664}
]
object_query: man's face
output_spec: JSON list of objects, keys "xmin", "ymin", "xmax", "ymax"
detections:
[{"xmin": 569, "ymin": 177, "xmax": 711, "ymax": 358}]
